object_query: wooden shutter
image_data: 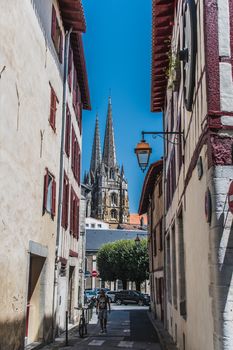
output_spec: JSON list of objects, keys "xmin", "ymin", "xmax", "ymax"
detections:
[
  {"xmin": 59, "ymin": 32, "xmax": 63, "ymax": 63},
  {"xmin": 76, "ymin": 199, "xmax": 80, "ymax": 239},
  {"xmin": 68, "ymin": 47, "xmax": 73, "ymax": 90},
  {"xmin": 43, "ymin": 170, "xmax": 49, "ymax": 213},
  {"xmin": 51, "ymin": 5, "xmax": 56, "ymax": 42},
  {"xmin": 71, "ymin": 127, "xmax": 75, "ymax": 171},
  {"xmin": 65, "ymin": 107, "xmax": 71, "ymax": 157},
  {"xmin": 70, "ymin": 188, "xmax": 74, "ymax": 233},
  {"xmin": 52, "ymin": 178, "xmax": 56, "ymax": 217},
  {"xmin": 61, "ymin": 174, "xmax": 66, "ymax": 228},
  {"xmin": 65, "ymin": 181, "xmax": 69, "ymax": 229},
  {"xmin": 73, "ymin": 198, "xmax": 77, "ymax": 237},
  {"xmin": 50, "ymin": 87, "xmax": 56, "ymax": 131}
]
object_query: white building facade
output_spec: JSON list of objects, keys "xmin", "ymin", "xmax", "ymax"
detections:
[{"xmin": 0, "ymin": 0, "xmax": 90, "ymax": 348}]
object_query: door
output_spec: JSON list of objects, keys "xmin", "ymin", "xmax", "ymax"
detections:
[{"xmin": 26, "ymin": 254, "xmax": 46, "ymax": 344}]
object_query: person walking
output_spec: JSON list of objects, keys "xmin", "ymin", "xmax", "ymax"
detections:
[{"xmin": 96, "ymin": 289, "xmax": 111, "ymax": 334}]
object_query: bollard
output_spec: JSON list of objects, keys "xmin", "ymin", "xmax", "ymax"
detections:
[{"xmin": 65, "ymin": 311, "xmax": 68, "ymax": 346}]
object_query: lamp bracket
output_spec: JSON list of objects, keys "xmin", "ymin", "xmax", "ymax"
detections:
[{"xmin": 141, "ymin": 130, "xmax": 184, "ymax": 144}]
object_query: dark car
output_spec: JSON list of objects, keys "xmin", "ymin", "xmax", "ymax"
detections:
[{"xmin": 114, "ymin": 290, "xmax": 149, "ymax": 306}]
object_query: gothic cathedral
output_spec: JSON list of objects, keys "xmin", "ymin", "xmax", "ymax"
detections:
[{"xmin": 84, "ymin": 97, "xmax": 130, "ymax": 227}]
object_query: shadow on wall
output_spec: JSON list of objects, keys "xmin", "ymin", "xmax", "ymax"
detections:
[
  {"xmin": 215, "ymin": 212, "xmax": 233, "ymax": 345},
  {"xmin": 0, "ymin": 315, "xmax": 54, "ymax": 350}
]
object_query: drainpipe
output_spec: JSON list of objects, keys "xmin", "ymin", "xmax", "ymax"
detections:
[
  {"xmin": 161, "ymin": 109, "xmax": 167, "ymax": 330},
  {"xmin": 52, "ymin": 28, "xmax": 72, "ymax": 338}
]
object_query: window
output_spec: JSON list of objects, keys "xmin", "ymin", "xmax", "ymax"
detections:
[
  {"xmin": 111, "ymin": 209, "xmax": 117, "ymax": 219},
  {"xmin": 91, "ymin": 224, "xmax": 95, "ymax": 228},
  {"xmin": 86, "ymin": 224, "xmax": 89, "ymax": 227},
  {"xmin": 71, "ymin": 126, "xmax": 80, "ymax": 184},
  {"xmin": 159, "ymin": 219, "xmax": 163, "ymax": 251},
  {"xmin": 97, "ymin": 224, "xmax": 102, "ymax": 228},
  {"xmin": 43, "ymin": 169, "xmax": 56, "ymax": 218},
  {"xmin": 153, "ymin": 228, "xmax": 157, "ymax": 256},
  {"xmin": 166, "ymin": 234, "xmax": 172, "ymax": 303},
  {"xmin": 65, "ymin": 106, "xmax": 71, "ymax": 157},
  {"xmin": 51, "ymin": 5, "xmax": 63, "ymax": 63},
  {"xmin": 49, "ymin": 85, "xmax": 58, "ymax": 131},
  {"xmin": 70, "ymin": 187, "xmax": 79, "ymax": 238},
  {"xmin": 72, "ymin": 68, "xmax": 82, "ymax": 130},
  {"xmin": 111, "ymin": 193, "xmax": 117, "ymax": 205},
  {"xmin": 178, "ymin": 210, "xmax": 186, "ymax": 317},
  {"xmin": 61, "ymin": 172, "xmax": 69, "ymax": 230}
]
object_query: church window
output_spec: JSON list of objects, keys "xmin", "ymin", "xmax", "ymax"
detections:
[
  {"xmin": 110, "ymin": 169, "xmax": 114, "ymax": 179},
  {"xmin": 111, "ymin": 209, "xmax": 117, "ymax": 219},
  {"xmin": 111, "ymin": 193, "xmax": 117, "ymax": 205}
]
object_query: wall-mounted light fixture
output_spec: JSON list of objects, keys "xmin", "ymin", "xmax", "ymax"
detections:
[{"xmin": 134, "ymin": 131, "xmax": 184, "ymax": 172}]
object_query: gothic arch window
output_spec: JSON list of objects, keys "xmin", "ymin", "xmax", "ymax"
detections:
[
  {"xmin": 111, "ymin": 209, "xmax": 117, "ymax": 220},
  {"xmin": 111, "ymin": 193, "xmax": 117, "ymax": 205},
  {"xmin": 110, "ymin": 168, "xmax": 114, "ymax": 179}
]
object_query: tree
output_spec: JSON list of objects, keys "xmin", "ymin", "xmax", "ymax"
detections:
[{"xmin": 97, "ymin": 239, "xmax": 149, "ymax": 291}]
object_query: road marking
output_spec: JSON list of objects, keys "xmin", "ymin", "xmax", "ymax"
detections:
[
  {"xmin": 88, "ymin": 340, "xmax": 105, "ymax": 346},
  {"xmin": 123, "ymin": 329, "xmax": 130, "ymax": 333},
  {"xmin": 118, "ymin": 341, "xmax": 134, "ymax": 348}
]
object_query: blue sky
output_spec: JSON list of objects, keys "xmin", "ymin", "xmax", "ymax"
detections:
[{"xmin": 82, "ymin": 0, "xmax": 163, "ymax": 213}]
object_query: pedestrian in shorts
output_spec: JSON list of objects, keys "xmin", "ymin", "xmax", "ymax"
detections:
[{"xmin": 96, "ymin": 289, "xmax": 111, "ymax": 334}]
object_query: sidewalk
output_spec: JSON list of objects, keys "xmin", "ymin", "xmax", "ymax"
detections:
[
  {"xmin": 38, "ymin": 313, "xmax": 99, "ymax": 350},
  {"xmin": 147, "ymin": 311, "xmax": 178, "ymax": 350}
]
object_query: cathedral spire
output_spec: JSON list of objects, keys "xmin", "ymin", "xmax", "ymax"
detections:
[
  {"xmin": 90, "ymin": 113, "xmax": 102, "ymax": 174},
  {"xmin": 102, "ymin": 97, "xmax": 117, "ymax": 168}
]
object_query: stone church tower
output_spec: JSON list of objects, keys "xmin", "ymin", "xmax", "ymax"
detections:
[{"xmin": 84, "ymin": 97, "xmax": 130, "ymax": 227}]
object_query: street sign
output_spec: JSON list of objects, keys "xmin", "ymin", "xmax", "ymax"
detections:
[
  {"xmin": 92, "ymin": 270, "xmax": 98, "ymax": 277},
  {"xmin": 228, "ymin": 181, "xmax": 233, "ymax": 214}
]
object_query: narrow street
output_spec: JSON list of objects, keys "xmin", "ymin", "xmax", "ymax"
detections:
[{"xmin": 41, "ymin": 306, "xmax": 162, "ymax": 350}]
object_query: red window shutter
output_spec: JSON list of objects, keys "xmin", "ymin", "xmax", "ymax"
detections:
[
  {"xmin": 70, "ymin": 188, "xmax": 74, "ymax": 234},
  {"xmin": 79, "ymin": 103, "xmax": 82, "ymax": 133},
  {"xmin": 43, "ymin": 170, "xmax": 49, "ymax": 213},
  {"xmin": 61, "ymin": 174, "xmax": 66, "ymax": 228},
  {"xmin": 59, "ymin": 32, "xmax": 63, "ymax": 63},
  {"xmin": 76, "ymin": 200, "xmax": 80, "ymax": 239},
  {"xmin": 65, "ymin": 107, "xmax": 71, "ymax": 157},
  {"xmin": 52, "ymin": 179, "xmax": 56, "ymax": 217},
  {"xmin": 51, "ymin": 5, "xmax": 56, "ymax": 42},
  {"xmin": 74, "ymin": 139, "xmax": 78, "ymax": 180},
  {"xmin": 71, "ymin": 127, "xmax": 75, "ymax": 171},
  {"xmin": 50, "ymin": 87, "xmax": 57, "ymax": 131},
  {"xmin": 65, "ymin": 181, "xmax": 69, "ymax": 229},
  {"xmin": 68, "ymin": 47, "xmax": 73, "ymax": 90}
]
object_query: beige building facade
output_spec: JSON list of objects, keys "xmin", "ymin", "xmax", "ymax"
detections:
[
  {"xmin": 139, "ymin": 161, "xmax": 164, "ymax": 321},
  {"xmin": 0, "ymin": 0, "xmax": 90, "ymax": 348},
  {"xmin": 151, "ymin": 1, "xmax": 233, "ymax": 350}
]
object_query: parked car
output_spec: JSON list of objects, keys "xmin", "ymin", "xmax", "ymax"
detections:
[
  {"xmin": 106, "ymin": 291, "xmax": 117, "ymax": 303},
  {"xmin": 114, "ymin": 290, "xmax": 150, "ymax": 306},
  {"xmin": 136, "ymin": 292, "xmax": 150, "ymax": 304},
  {"xmin": 84, "ymin": 290, "xmax": 97, "ymax": 304}
]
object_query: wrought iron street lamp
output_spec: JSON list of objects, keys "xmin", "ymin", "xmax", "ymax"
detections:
[{"xmin": 134, "ymin": 131, "xmax": 183, "ymax": 172}]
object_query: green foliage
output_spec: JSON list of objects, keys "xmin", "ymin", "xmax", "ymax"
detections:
[{"xmin": 96, "ymin": 239, "xmax": 149, "ymax": 287}]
